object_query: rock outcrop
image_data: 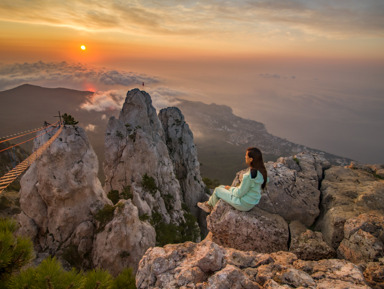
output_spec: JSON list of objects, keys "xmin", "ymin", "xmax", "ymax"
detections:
[
  {"xmin": 158, "ymin": 107, "xmax": 207, "ymax": 232},
  {"xmin": 17, "ymin": 126, "xmax": 110, "ymax": 267},
  {"xmin": 207, "ymin": 201, "xmax": 289, "ymax": 252},
  {"xmin": 337, "ymin": 213, "xmax": 384, "ymax": 264},
  {"xmin": 92, "ymin": 199, "xmax": 156, "ymax": 275},
  {"xmin": 17, "ymin": 125, "xmax": 155, "ymax": 273},
  {"xmin": 103, "ymin": 89, "xmax": 185, "ymax": 225},
  {"xmin": 136, "ymin": 239, "xmax": 370, "ymax": 289},
  {"xmin": 316, "ymin": 165, "xmax": 384, "ymax": 249},
  {"xmin": 232, "ymin": 152, "xmax": 330, "ymax": 227},
  {"xmin": 289, "ymin": 220, "xmax": 335, "ymax": 261}
]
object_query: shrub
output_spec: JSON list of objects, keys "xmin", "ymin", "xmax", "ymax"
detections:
[
  {"xmin": 7, "ymin": 257, "xmax": 83, "ymax": 289},
  {"xmin": 62, "ymin": 113, "xmax": 79, "ymax": 126},
  {"xmin": 0, "ymin": 218, "xmax": 34, "ymax": 287},
  {"xmin": 61, "ymin": 244, "xmax": 83, "ymax": 270},
  {"xmin": 121, "ymin": 186, "xmax": 133, "ymax": 200},
  {"xmin": 141, "ymin": 174, "xmax": 158, "ymax": 196},
  {"xmin": 202, "ymin": 177, "xmax": 220, "ymax": 190},
  {"xmin": 149, "ymin": 208, "xmax": 200, "ymax": 246},
  {"xmin": 83, "ymin": 269, "xmax": 113, "ymax": 289},
  {"xmin": 163, "ymin": 194, "xmax": 174, "ymax": 212},
  {"xmin": 107, "ymin": 190, "xmax": 120, "ymax": 205},
  {"xmin": 115, "ymin": 130, "xmax": 124, "ymax": 139},
  {"xmin": 95, "ymin": 204, "xmax": 115, "ymax": 232},
  {"xmin": 139, "ymin": 213, "xmax": 150, "ymax": 222},
  {"xmin": 111, "ymin": 268, "xmax": 137, "ymax": 289}
]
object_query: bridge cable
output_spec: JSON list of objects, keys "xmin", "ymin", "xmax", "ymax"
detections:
[{"xmin": 0, "ymin": 125, "xmax": 64, "ymax": 194}]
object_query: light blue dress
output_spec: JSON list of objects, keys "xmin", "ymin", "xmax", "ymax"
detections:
[{"xmin": 207, "ymin": 170, "xmax": 265, "ymax": 212}]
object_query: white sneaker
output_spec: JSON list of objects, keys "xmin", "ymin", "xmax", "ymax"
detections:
[{"xmin": 197, "ymin": 202, "xmax": 212, "ymax": 213}]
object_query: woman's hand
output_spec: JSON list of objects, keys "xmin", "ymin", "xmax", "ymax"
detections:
[{"xmin": 225, "ymin": 185, "xmax": 231, "ymax": 190}]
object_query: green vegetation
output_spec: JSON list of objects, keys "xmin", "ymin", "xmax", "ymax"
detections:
[
  {"xmin": 293, "ymin": 157, "xmax": 300, "ymax": 166},
  {"xmin": 107, "ymin": 186, "xmax": 132, "ymax": 205},
  {"xmin": 1, "ymin": 217, "xmax": 137, "ymax": 288},
  {"xmin": 202, "ymin": 177, "xmax": 220, "ymax": 190},
  {"xmin": 62, "ymin": 113, "xmax": 79, "ymax": 126},
  {"xmin": 139, "ymin": 213, "xmax": 150, "ymax": 222},
  {"xmin": 0, "ymin": 218, "xmax": 34, "ymax": 287},
  {"xmin": 95, "ymin": 204, "xmax": 115, "ymax": 232},
  {"xmin": 111, "ymin": 268, "xmax": 136, "ymax": 289},
  {"xmin": 7, "ymin": 256, "xmax": 137, "ymax": 289},
  {"xmin": 163, "ymin": 194, "xmax": 174, "ymax": 212},
  {"xmin": 62, "ymin": 244, "xmax": 84, "ymax": 270},
  {"xmin": 150, "ymin": 204, "xmax": 200, "ymax": 246},
  {"xmin": 141, "ymin": 174, "xmax": 158, "ymax": 196},
  {"xmin": 107, "ymin": 190, "xmax": 120, "ymax": 205},
  {"xmin": 115, "ymin": 130, "xmax": 124, "ymax": 139},
  {"xmin": 121, "ymin": 186, "xmax": 133, "ymax": 200}
]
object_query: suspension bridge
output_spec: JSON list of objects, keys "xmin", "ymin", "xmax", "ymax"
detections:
[{"xmin": 0, "ymin": 120, "xmax": 63, "ymax": 194}]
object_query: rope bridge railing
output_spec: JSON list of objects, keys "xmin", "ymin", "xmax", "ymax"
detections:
[{"xmin": 0, "ymin": 123, "xmax": 63, "ymax": 194}]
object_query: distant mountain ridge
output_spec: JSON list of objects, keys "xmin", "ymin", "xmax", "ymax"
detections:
[
  {"xmin": 176, "ymin": 99, "xmax": 352, "ymax": 182},
  {"xmin": 0, "ymin": 84, "xmax": 352, "ymax": 183}
]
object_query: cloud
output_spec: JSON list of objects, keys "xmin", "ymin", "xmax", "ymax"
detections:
[
  {"xmin": 0, "ymin": 61, "xmax": 159, "ymax": 91},
  {"xmin": 84, "ymin": 124, "xmax": 96, "ymax": 132},
  {"xmin": 80, "ymin": 89, "xmax": 126, "ymax": 112},
  {"xmin": 0, "ymin": 0, "xmax": 383, "ymax": 40}
]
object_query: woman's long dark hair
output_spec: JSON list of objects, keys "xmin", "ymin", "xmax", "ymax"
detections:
[{"xmin": 247, "ymin": 147, "xmax": 267, "ymax": 189}]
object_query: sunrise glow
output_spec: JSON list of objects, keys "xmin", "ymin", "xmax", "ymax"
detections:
[{"xmin": 80, "ymin": 45, "xmax": 86, "ymax": 51}]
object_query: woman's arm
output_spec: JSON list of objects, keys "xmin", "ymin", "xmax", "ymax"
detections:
[{"xmin": 229, "ymin": 174, "xmax": 251, "ymax": 198}]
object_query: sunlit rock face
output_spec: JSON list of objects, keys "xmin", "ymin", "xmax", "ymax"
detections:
[
  {"xmin": 17, "ymin": 126, "xmax": 111, "ymax": 268},
  {"xmin": 316, "ymin": 165, "xmax": 384, "ymax": 250},
  {"xmin": 207, "ymin": 200, "xmax": 289, "ymax": 253},
  {"xmin": 136, "ymin": 239, "xmax": 370, "ymax": 289},
  {"xmin": 159, "ymin": 107, "xmax": 208, "ymax": 234},
  {"xmin": 17, "ymin": 125, "xmax": 155, "ymax": 274},
  {"xmin": 92, "ymin": 199, "xmax": 156, "ymax": 275},
  {"xmin": 103, "ymin": 89, "xmax": 185, "ymax": 225}
]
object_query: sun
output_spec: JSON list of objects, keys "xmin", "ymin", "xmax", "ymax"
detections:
[{"xmin": 80, "ymin": 45, "xmax": 86, "ymax": 51}]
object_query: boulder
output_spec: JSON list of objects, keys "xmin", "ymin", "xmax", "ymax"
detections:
[
  {"xmin": 289, "ymin": 221, "xmax": 335, "ymax": 261},
  {"xmin": 207, "ymin": 200, "xmax": 289, "ymax": 252},
  {"xmin": 337, "ymin": 213, "xmax": 384, "ymax": 264},
  {"xmin": 363, "ymin": 261, "xmax": 384, "ymax": 289},
  {"xmin": 92, "ymin": 200, "xmax": 155, "ymax": 275},
  {"xmin": 136, "ymin": 239, "xmax": 370, "ymax": 289},
  {"xmin": 316, "ymin": 166, "xmax": 384, "ymax": 249},
  {"xmin": 232, "ymin": 152, "xmax": 330, "ymax": 227}
]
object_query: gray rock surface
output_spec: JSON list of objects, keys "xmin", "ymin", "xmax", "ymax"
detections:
[
  {"xmin": 103, "ymin": 89, "xmax": 185, "ymax": 225},
  {"xmin": 289, "ymin": 221, "xmax": 336, "ymax": 261},
  {"xmin": 136, "ymin": 239, "xmax": 370, "ymax": 289},
  {"xmin": 316, "ymin": 165, "xmax": 384, "ymax": 249},
  {"xmin": 232, "ymin": 152, "xmax": 330, "ymax": 227},
  {"xmin": 337, "ymin": 213, "xmax": 384, "ymax": 264},
  {"xmin": 207, "ymin": 200, "xmax": 289, "ymax": 252},
  {"xmin": 159, "ymin": 107, "xmax": 207, "ymax": 233},
  {"xmin": 17, "ymin": 126, "xmax": 110, "ymax": 268},
  {"xmin": 92, "ymin": 199, "xmax": 155, "ymax": 275}
]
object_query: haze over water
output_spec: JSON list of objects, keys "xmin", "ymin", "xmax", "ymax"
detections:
[{"xmin": 1, "ymin": 1, "xmax": 383, "ymax": 164}]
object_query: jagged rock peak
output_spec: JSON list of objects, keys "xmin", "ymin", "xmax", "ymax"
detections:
[
  {"xmin": 158, "ymin": 107, "xmax": 207, "ymax": 226},
  {"xmin": 104, "ymin": 88, "xmax": 184, "ymax": 225},
  {"xmin": 17, "ymin": 126, "xmax": 111, "ymax": 268}
]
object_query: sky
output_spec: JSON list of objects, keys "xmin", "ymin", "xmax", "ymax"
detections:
[{"xmin": 0, "ymin": 0, "xmax": 383, "ymax": 163}]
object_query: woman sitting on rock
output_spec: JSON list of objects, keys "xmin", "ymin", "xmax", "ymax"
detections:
[{"xmin": 197, "ymin": 147, "xmax": 268, "ymax": 213}]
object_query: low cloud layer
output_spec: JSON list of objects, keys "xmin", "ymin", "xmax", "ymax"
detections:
[{"xmin": 0, "ymin": 61, "xmax": 159, "ymax": 91}]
